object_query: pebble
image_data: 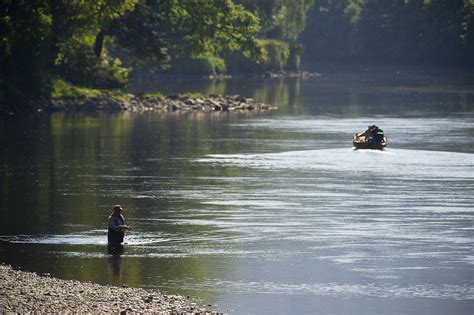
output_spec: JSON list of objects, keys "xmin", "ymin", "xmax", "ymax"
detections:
[{"xmin": 0, "ymin": 264, "xmax": 222, "ymax": 314}]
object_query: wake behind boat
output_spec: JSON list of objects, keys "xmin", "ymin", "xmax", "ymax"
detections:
[{"xmin": 353, "ymin": 125, "xmax": 387, "ymax": 150}]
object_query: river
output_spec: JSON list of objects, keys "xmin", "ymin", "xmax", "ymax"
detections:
[{"xmin": 1, "ymin": 66, "xmax": 473, "ymax": 314}]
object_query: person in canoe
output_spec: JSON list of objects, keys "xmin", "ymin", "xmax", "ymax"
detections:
[
  {"xmin": 353, "ymin": 125, "xmax": 387, "ymax": 149},
  {"xmin": 107, "ymin": 205, "xmax": 131, "ymax": 246},
  {"xmin": 365, "ymin": 125, "xmax": 384, "ymax": 145}
]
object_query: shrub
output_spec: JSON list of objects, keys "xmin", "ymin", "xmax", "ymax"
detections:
[
  {"xmin": 226, "ymin": 39, "xmax": 290, "ymax": 73},
  {"xmin": 260, "ymin": 39, "xmax": 290, "ymax": 70},
  {"xmin": 288, "ymin": 43, "xmax": 302, "ymax": 71},
  {"xmin": 166, "ymin": 55, "xmax": 226, "ymax": 75},
  {"xmin": 57, "ymin": 40, "xmax": 130, "ymax": 89},
  {"xmin": 51, "ymin": 79, "xmax": 101, "ymax": 98}
]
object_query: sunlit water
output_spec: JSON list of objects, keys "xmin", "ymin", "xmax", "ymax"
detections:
[{"xmin": 1, "ymin": 68, "xmax": 473, "ymax": 314}]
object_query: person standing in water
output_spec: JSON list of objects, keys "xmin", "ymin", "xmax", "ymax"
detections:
[{"xmin": 107, "ymin": 205, "xmax": 130, "ymax": 246}]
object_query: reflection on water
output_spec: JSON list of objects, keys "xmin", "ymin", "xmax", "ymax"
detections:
[
  {"xmin": 1, "ymin": 69, "xmax": 473, "ymax": 314},
  {"xmin": 107, "ymin": 244, "xmax": 124, "ymax": 286}
]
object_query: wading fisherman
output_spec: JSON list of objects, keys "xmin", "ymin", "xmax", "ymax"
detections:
[{"xmin": 107, "ymin": 205, "xmax": 130, "ymax": 246}]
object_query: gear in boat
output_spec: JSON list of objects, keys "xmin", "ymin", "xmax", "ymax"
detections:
[{"xmin": 353, "ymin": 125, "xmax": 387, "ymax": 150}]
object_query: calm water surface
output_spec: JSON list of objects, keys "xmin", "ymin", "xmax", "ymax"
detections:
[{"xmin": 1, "ymin": 68, "xmax": 473, "ymax": 314}]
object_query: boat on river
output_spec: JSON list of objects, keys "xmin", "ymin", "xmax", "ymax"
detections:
[{"xmin": 353, "ymin": 125, "xmax": 387, "ymax": 150}]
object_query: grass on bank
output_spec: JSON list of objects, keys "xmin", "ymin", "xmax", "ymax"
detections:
[
  {"xmin": 51, "ymin": 79, "xmax": 101, "ymax": 98},
  {"xmin": 142, "ymin": 91, "xmax": 166, "ymax": 98},
  {"xmin": 141, "ymin": 92, "xmax": 203, "ymax": 98},
  {"xmin": 52, "ymin": 79, "xmax": 204, "ymax": 101},
  {"xmin": 51, "ymin": 79, "xmax": 131, "ymax": 101}
]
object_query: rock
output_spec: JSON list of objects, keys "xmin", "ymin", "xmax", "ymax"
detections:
[
  {"xmin": 184, "ymin": 99, "xmax": 195, "ymax": 106},
  {"xmin": 168, "ymin": 94, "xmax": 181, "ymax": 100},
  {"xmin": 144, "ymin": 295, "xmax": 153, "ymax": 303},
  {"xmin": 6, "ymin": 93, "xmax": 276, "ymax": 114},
  {"xmin": 221, "ymin": 103, "xmax": 229, "ymax": 111},
  {"xmin": 169, "ymin": 103, "xmax": 179, "ymax": 111}
]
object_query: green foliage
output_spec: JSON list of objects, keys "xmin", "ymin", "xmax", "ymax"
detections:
[
  {"xmin": 167, "ymin": 55, "xmax": 227, "ymax": 75},
  {"xmin": 0, "ymin": 1, "xmax": 54, "ymax": 101},
  {"xmin": 58, "ymin": 38, "xmax": 130, "ymax": 88},
  {"xmin": 108, "ymin": 0, "xmax": 168, "ymax": 69},
  {"xmin": 164, "ymin": 0, "xmax": 264, "ymax": 61},
  {"xmin": 1, "ymin": 0, "xmax": 268, "ymax": 107},
  {"xmin": 301, "ymin": 0, "xmax": 474, "ymax": 65},
  {"xmin": 261, "ymin": 39, "xmax": 290, "ymax": 70},
  {"xmin": 111, "ymin": 0, "xmax": 265, "ymax": 74},
  {"xmin": 142, "ymin": 92, "xmax": 166, "ymax": 98},
  {"xmin": 237, "ymin": 0, "xmax": 315, "ymax": 41},
  {"xmin": 225, "ymin": 53, "xmax": 258, "ymax": 74},
  {"xmin": 51, "ymin": 79, "xmax": 102, "ymax": 99},
  {"xmin": 230, "ymin": 0, "xmax": 312, "ymax": 72},
  {"xmin": 50, "ymin": 0, "xmax": 137, "ymax": 87},
  {"xmin": 183, "ymin": 92, "xmax": 204, "ymax": 98},
  {"xmin": 0, "ymin": 0, "xmax": 138, "ymax": 105},
  {"xmin": 51, "ymin": 79, "xmax": 134, "ymax": 102},
  {"xmin": 300, "ymin": 0, "xmax": 358, "ymax": 61},
  {"xmin": 226, "ymin": 39, "xmax": 291, "ymax": 73},
  {"xmin": 288, "ymin": 43, "xmax": 303, "ymax": 70}
]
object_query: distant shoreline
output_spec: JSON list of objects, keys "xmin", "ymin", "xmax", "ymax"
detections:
[
  {"xmin": 1, "ymin": 70, "xmax": 324, "ymax": 115},
  {"xmin": 1, "ymin": 93, "xmax": 277, "ymax": 115},
  {"xmin": 0, "ymin": 264, "xmax": 221, "ymax": 314}
]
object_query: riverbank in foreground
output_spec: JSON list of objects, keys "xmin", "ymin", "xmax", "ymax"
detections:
[{"xmin": 0, "ymin": 264, "xmax": 221, "ymax": 314}]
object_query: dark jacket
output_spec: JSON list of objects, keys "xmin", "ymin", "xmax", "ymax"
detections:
[{"xmin": 108, "ymin": 213, "xmax": 125, "ymax": 245}]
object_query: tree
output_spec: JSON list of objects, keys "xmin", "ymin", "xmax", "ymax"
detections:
[
  {"xmin": 237, "ymin": 0, "xmax": 315, "ymax": 41},
  {"xmin": 51, "ymin": 0, "xmax": 137, "ymax": 88},
  {"xmin": 463, "ymin": 0, "xmax": 474, "ymax": 62},
  {"xmin": 300, "ymin": 0, "xmax": 474, "ymax": 65},
  {"xmin": 0, "ymin": 0, "xmax": 265, "ymax": 106},
  {"xmin": 1, "ymin": 1, "xmax": 54, "ymax": 100},
  {"xmin": 0, "ymin": 0, "xmax": 138, "ymax": 102},
  {"xmin": 110, "ymin": 0, "xmax": 264, "ymax": 66}
]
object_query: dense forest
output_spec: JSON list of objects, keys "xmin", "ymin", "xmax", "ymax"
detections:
[
  {"xmin": 0, "ymin": 0, "xmax": 265, "ymax": 103},
  {"xmin": 1, "ymin": 0, "xmax": 473, "ymax": 107},
  {"xmin": 300, "ymin": 0, "xmax": 474, "ymax": 65}
]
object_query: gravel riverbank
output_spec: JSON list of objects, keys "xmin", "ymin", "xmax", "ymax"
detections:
[
  {"xmin": 1, "ymin": 93, "xmax": 276, "ymax": 115},
  {"xmin": 0, "ymin": 264, "xmax": 221, "ymax": 314}
]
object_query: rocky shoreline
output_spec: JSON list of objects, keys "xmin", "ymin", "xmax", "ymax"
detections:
[
  {"xmin": 206, "ymin": 70, "xmax": 321, "ymax": 80},
  {"xmin": 0, "ymin": 264, "xmax": 221, "ymax": 314},
  {"xmin": 23, "ymin": 93, "xmax": 277, "ymax": 114}
]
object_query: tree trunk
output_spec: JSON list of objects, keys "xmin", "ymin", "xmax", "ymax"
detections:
[
  {"xmin": 93, "ymin": 30, "xmax": 105, "ymax": 58},
  {"xmin": 48, "ymin": 0, "xmax": 62, "ymax": 69}
]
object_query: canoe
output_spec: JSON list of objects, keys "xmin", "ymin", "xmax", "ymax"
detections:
[{"xmin": 352, "ymin": 133, "xmax": 387, "ymax": 150}]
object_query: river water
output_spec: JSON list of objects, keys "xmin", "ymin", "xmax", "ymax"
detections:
[{"xmin": 1, "ymin": 67, "xmax": 473, "ymax": 314}]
